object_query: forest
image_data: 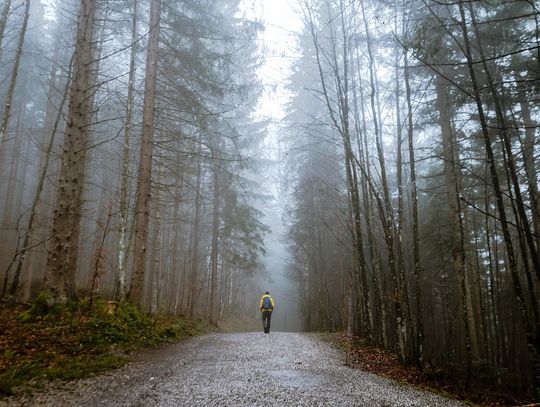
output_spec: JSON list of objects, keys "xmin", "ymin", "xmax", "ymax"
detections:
[{"xmin": 0, "ymin": 0, "xmax": 539, "ymax": 401}]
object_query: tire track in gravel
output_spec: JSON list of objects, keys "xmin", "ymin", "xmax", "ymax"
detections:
[{"xmin": 2, "ymin": 332, "xmax": 465, "ymax": 406}]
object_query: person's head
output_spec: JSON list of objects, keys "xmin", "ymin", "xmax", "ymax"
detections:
[{"xmin": 265, "ymin": 291, "xmax": 269, "ymax": 295}]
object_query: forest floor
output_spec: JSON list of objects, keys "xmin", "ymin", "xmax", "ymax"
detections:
[
  {"xmin": 0, "ymin": 298, "xmax": 205, "ymax": 398},
  {"xmin": 327, "ymin": 333, "xmax": 537, "ymax": 407}
]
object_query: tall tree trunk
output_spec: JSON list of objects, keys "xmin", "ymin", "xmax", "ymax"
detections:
[
  {"xmin": 7, "ymin": 53, "xmax": 73, "ymax": 299},
  {"xmin": 394, "ymin": 45, "xmax": 412, "ymax": 363},
  {"xmin": 360, "ymin": 0, "xmax": 403, "ymax": 356},
  {"xmin": 129, "ymin": 0, "xmax": 161, "ymax": 305},
  {"xmin": 483, "ymin": 182, "xmax": 502, "ymax": 367},
  {"xmin": 403, "ymin": 48, "xmax": 424, "ymax": 366},
  {"xmin": 167, "ymin": 171, "xmax": 182, "ymax": 313},
  {"xmin": 0, "ymin": 0, "xmax": 30, "ymax": 162},
  {"xmin": 2, "ymin": 107, "xmax": 24, "ymax": 228},
  {"xmin": 151, "ymin": 191, "xmax": 161, "ymax": 314},
  {"xmin": 0, "ymin": 0, "xmax": 12, "ymax": 60},
  {"xmin": 209, "ymin": 155, "xmax": 219, "ymax": 325},
  {"xmin": 44, "ymin": 0, "xmax": 97, "ymax": 301},
  {"xmin": 355, "ymin": 54, "xmax": 387, "ymax": 347},
  {"xmin": 436, "ymin": 73, "xmax": 478, "ymax": 380},
  {"xmin": 337, "ymin": 0, "xmax": 372, "ymax": 339},
  {"xmin": 21, "ymin": 19, "xmax": 72, "ymax": 300},
  {"xmin": 80, "ymin": 0, "xmax": 113, "ymax": 297},
  {"xmin": 0, "ymin": 108, "xmax": 23, "ymax": 299},
  {"xmin": 117, "ymin": 0, "xmax": 138, "ymax": 301},
  {"xmin": 188, "ymin": 145, "xmax": 203, "ymax": 317}
]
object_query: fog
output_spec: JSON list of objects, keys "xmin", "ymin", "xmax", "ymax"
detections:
[
  {"xmin": 0, "ymin": 0, "xmax": 539, "ymax": 395},
  {"xmin": 259, "ymin": 197, "xmax": 301, "ymax": 332},
  {"xmin": 251, "ymin": 0, "xmax": 303, "ymax": 331}
]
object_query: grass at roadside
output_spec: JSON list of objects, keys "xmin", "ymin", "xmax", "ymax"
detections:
[{"xmin": 0, "ymin": 294, "xmax": 205, "ymax": 397}]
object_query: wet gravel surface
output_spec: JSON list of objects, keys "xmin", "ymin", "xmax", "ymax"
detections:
[{"xmin": 2, "ymin": 332, "xmax": 465, "ymax": 406}]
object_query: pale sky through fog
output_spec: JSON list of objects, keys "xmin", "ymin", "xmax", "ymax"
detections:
[
  {"xmin": 256, "ymin": 0, "xmax": 301, "ymax": 121},
  {"xmin": 246, "ymin": 0, "xmax": 303, "ymax": 331}
]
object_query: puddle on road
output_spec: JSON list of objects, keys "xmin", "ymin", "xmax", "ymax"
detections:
[{"xmin": 270, "ymin": 370, "xmax": 322, "ymax": 388}]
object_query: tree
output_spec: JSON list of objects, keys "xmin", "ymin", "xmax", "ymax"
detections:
[
  {"xmin": 0, "ymin": 0, "xmax": 30, "ymax": 160},
  {"xmin": 44, "ymin": 0, "xmax": 98, "ymax": 300},
  {"xmin": 129, "ymin": 0, "xmax": 161, "ymax": 305},
  {"xmin": 117, "ymin": 0, "xmax": 139, "ymax": 301}
]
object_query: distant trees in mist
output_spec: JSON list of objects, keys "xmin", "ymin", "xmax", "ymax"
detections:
[
  {"xmin": 284, "ymin": 0, "xmax": 540, "ymax": 397},
  {"xmin": 0, "ymin": 0, "xmax": 268, "ymax": 323}
]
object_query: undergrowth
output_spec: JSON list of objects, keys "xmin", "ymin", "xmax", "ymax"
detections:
[{"xmin": 0, "ymin": 293, "xmax": 205, "ymax": 397}]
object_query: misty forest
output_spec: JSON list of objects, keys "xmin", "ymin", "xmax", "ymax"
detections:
[{"xmin": 0, "ymin": 0, "xmax": 539, "ymax": 401}]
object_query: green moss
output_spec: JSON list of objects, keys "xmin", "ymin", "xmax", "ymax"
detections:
[
  {"xmin": 0, "ymin": 362, "xmax": 38, "ymax": 396},
  {"xmin": 17, "ymin": 292, "xmax": 58, "ymax": 323},
  {"xmin": 45, "ymin": 355, "xmax": 127, "ymax": 380}
]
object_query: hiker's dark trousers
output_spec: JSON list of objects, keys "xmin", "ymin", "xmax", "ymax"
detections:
[{"xmin": 262, "ymin": 311, "xmax": 272, "ymax": 333}]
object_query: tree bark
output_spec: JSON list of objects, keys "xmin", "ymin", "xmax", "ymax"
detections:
[
  {"xmin": 117, "ymin": 0, "xmax": 138, "ymax": 301},
  {"xmin": 150, "ymin": 191, "xmax": 161, "ymax": 314},
  {"xmin": 129, "ymin": 0, "xmax": 161, "ymax": 305},
  {"xmin": 394, "ymin": 44, "xmax": 412, "ymax": 363},
  {"xmin": 44, "ymin": 0, "xmax": 97, "ymax": 301},
  {"xmin": 1, "ymin": 106, "xmax": 24, "ymax": 228},
  {"xmin": 7, "ymin": 53, "xmax": 73, "ymax": 299},
  {"xmin": 403, "ymin": 48, "xmax": 424, "ymax": 365},
  {"xmin": 188, "ymin": 145, "xmax": 203, "ymax": 317},
  {"xmin": 209, "ymin": 154, "xmax": 220, "ymax": 325}
]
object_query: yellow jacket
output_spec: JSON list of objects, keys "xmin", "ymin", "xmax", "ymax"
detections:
[{"xmin": 259, "ymin": 294, "xmax": 275, "ymax": 312}]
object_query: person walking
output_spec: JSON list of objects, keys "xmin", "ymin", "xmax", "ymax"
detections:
[{"xmin": 259, "ymin": 291, "xmax": 275, "ymax": 334}]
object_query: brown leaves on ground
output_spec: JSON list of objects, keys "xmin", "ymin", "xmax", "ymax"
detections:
[
  {"xmin": 348, "ymin": 339, "xmax": 423, "ymax": 384},
  {"xmin": 327, "ymin": 333, "xmax": 532, "ymax": 407},
  {"xmin": 331, "ymin": 333, "xmax": 424, "ymax": 385},
  {"xmin": 0, "ymin": 304, "xmax": 97, "ymax": 382},
  {"xmin": 0, "ymin": 305, "xmax": 52, "ymax": 372}
]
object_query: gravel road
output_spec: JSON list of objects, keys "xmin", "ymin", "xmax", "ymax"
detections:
[{"xmin": 2, "ymin": 332, "xmax": 465, "ymax": 406}]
